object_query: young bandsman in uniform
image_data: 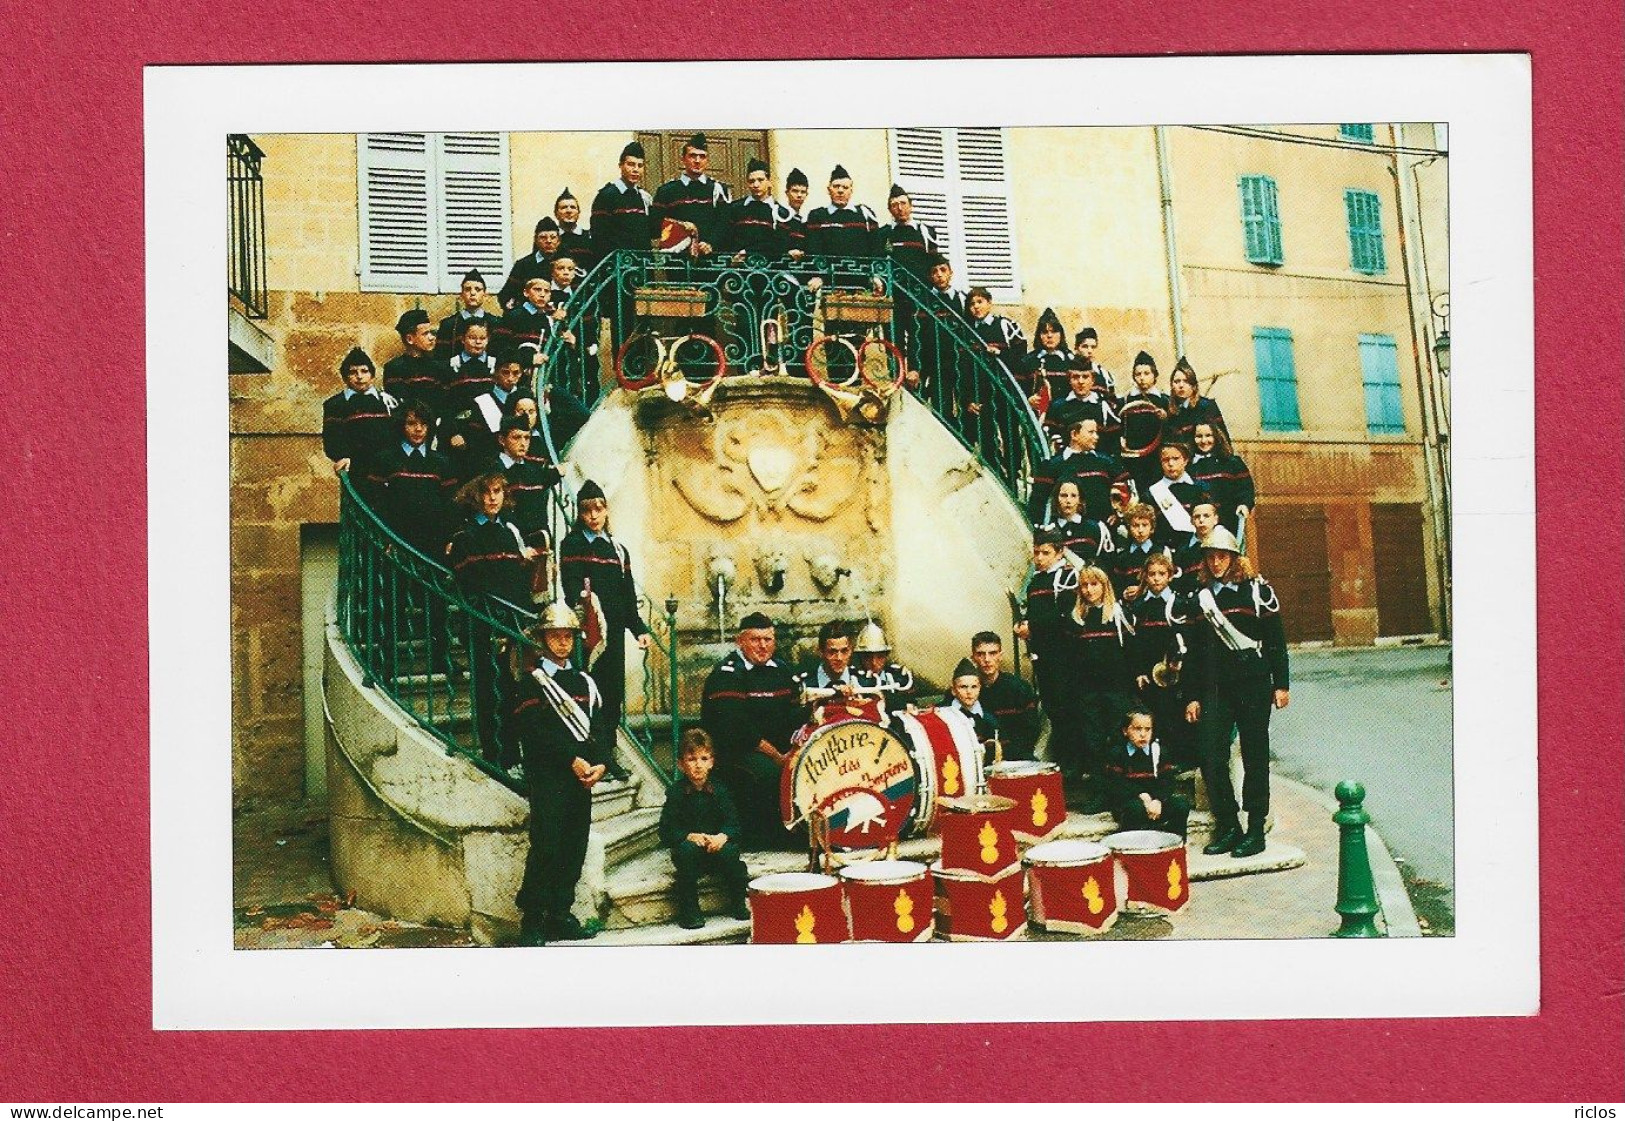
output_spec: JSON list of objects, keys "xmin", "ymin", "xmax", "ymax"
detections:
[
  {"xmin": 804, "ymin": 165, "xmax": 881, "ymax": 258},
  {"xmin": 509, "ymin": 601, "xmax": 607, "ymax": 946},
  {"xmin": 1103, "ymin": 708, "xmax": 1190, "ymax": 837},
  {"xmin": 964, "ymin": 287, "xmax": 1027, "ymax": 379},
  {"xmin": 851, "ymin": 622, "xmax": 917, "ymax": 718},
  {"xmin": 1170, "ymin": 499, "xmax": 1224, "ymax": 591},
  {"xmin": 969, "ymin": 631, "xmax": 1042, "ymax": 762},
  {"xmin": 1118, "ymin": 350, "xmax": 1171, "ymax": 495},
  {"xmin": 1073, "ymin": 326, "xmax": 1116, "ymax": 396},
  {"xmin": 591, "ymin": 142, "xmax": 656, "ymax": 348},
  {"xmin": 879, "ymin": 184, "xmax": 938, "ymax": 368},
  {"xmin": 1164, "ymin": 356, "xmax": 1230, "ymax": 449},
  {"xmin": 440, "ymin": 349, "xmax": 528, "ymax": 482},
  {"xmin": 1183, "ymin": 526, "xmax": 1290, "ymax": 858},
  {"xmin": 436, "ymin": 269, "xmax": 502, "ymax": 361},
  {"xmin": 1111, "ymin": 503, "xmax": 1169, "ymax": 598},
  {"xmin": 322, "ymin": 347, "xmax": 396, "ymax": 477},
  {"xmin": 1014, "ymin": 531, "xmax": 1081, "ymax": 786},
  {"xmin": 721, "ymin": 158, "xmax": 793, "ymax": 262},
  {"xmin": 660, "ymin": 729, "xmax": 751, "ymax": 930},
  {"xmin": 1125, "ymin": 552, "xmax": 1194, "ymax": 769},
  {"xmin": 499, "ymin": 277, "xmax": 557, "ymax": 359},
  {"xmin": 498, "ymin": 218, "xmax": 565, "ymax": 311},
  {"xmin": 943, "ymin": 657, "xmax": 999, "ymax": 766},
  {"xmin": 652, "ymin": 133, "xmax": 732, "ymax": 258},
  {"xmin": 781, "ymin": 167, "xmax": 811, "ymax": 257},
  {"xmin": 700, "ymin": 612, "xmax": 803, "ymax": 850},
  {"xmin": 1028, "ymin": 418, "xmax": 1129, "ymax": 526},
  {"xmin": 1046, "ymin": 360, "xmax": 1121, "ymax": 456},
  {"xmin": 1057, "ymin": 563, "xmax": 1136, "ymax": 812},
  {"xmin": 1041, "ymin": 480, "xmax": 1115, "ymax": 566},
  {"xmin": 908, "ymin": 252, "xmax": 970, "ymax": 395},
  {"xmin": 792, "ymin": 621, "xmax": 862, "ymax": 721},
  {"xmin": 483, "ymin": 415, "xmax": 559, "ymax": 557},
  {"xmin": 1189, "ymin": 421, "xmax": 1255, "ymax": 538},
  {"xmin": 553, "ymin": 188, "xmax": 595, "ymax": 273},
  {"xmin": 443, "ymin": 318, "xmax": 497, "ymax": 406},
  {"xmin": 1145, "ymin": 442, "xmax": 1212, "ymax": 549},
  {"xmin": 1018, "ymin": 308, "xmax": 1074, "ymax": 417},
  {"xmin": 381, "ymin": 310, "xmax": 444, "ymax": 423}
]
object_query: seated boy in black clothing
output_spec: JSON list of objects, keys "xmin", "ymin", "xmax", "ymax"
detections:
[
  {"xmin": 1103, "ymin": 709, "xmax": 1190, "ymax": 837},
  {"xmin": 659, "ymin": 729, "xmax": 751, "ymax": 930},
  {"xmin": 942, "ymin": 657, "xmax": 1000, "ymax": 766}
]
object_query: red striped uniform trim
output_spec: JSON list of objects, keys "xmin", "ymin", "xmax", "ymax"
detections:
[
  {"xmin": 706, "ymin": 688, "xmax": 795, "ymax": 700},
  {"xmin": 453, "ymin": 552, "xmax": 523, "ymax": 569},
  {"xmin": 561, "ymin": 553, "xmax": 621, "ymax": 566},
  {"xmin": 1068, "ymin": 629, "xmax": 1119, "ymax": 641}
]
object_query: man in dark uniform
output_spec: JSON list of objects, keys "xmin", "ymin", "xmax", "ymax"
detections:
[
  {"xmin": 850, "ymin": 622, "xmax": 916, "ymax": 718},
  {"xmin": 879, "ymin": 183, "xmax": 939, "ymax": 372},
  {"xmin": 781, "ymin": 167, "xmax": 811, "ymax": 257},
  {"xmin": 499, "ymin": 276, "xmax": 558, "ymax": 361},
  {"xmin": 1046, "ymin": 361, "xmax": 1122, "ymax": 456},
  {"xmin": 804, "ymin": 164, "xmax": 880, "ymax": 258},
  {"xmin": 436, "ymin": 269, "xmax": 502, "ymax": 361},
  {"xmin": 591, "ymin": 141, "xmax": 657, "ymax": 349},
  {"xmin": 969, "ymin": 631, "xmax": 1043, "ymax": 762},
  {"xmin": 1074, "ymin": 326, "xmax": 1117, "ymax": 396},
  {"xmin": 553, "ymin": 187, "xmax": 595, "ymax": 274},
  {"xmin": 700, "ymin": 612, "xmax": 802, "ymax": 850},
  {"xmin": 509, "ymin": 602, "xmax": 608, "ymax": 945},
  {"xmin": 791, "ymin": 620, "xmax": 861, "ymax": 722},
  {"xmin": 381, "ymin": 310, "xmax": 444, "ymax": 423},
  {"xmin": 908, "ymin": 252, "xmax": 970, "ymax": 397},
  {"xmin": 1015, "ymin": 531, "xmax": 1083, "ymax": 781},
  {"xmin": 498, "ymin": 218, "xmax": 565, "ymax": 311},
  {"xmin": 1028, "ymin": 417, "xmax": 1130, "ymax": 525},
  {"xmin": 652, "ymin": 133, "xmax": 732, "ymax": 257},
  {"xmin": 721, "ymin": 157, "xmax": 793, "ymax": 261},
  {"xmin": 322, "ymin": 346, "xmax": 396, "ymax": 476}
]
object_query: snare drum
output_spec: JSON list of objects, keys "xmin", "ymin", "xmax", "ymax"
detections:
[
  {"xmin": 937, "ymin": 793, "xmax": 1020, "ymax": 879},
  {"xmin": 931, "ymin": 861, "xmax": 1026, "ymax": 941},
  {"xmin": 1105, "ymin": 830, "xmax": 1189, "ymax": 915},
  {"xmin": 1024, "ymin": 839, "xmax": 1118, "ymax": 935},
  {"xmin": 895, "ymin": 708, "xmax": 986, "ymax": 836},
  {"xmin": 748, "ymin": 872, "xmax": 848, "ymax": 944},
  {"xmin": 986, "ymin": 760, "xmax": 1066, "ymax": 842},
  {"xmin": 839, "ymin": 860, "xmax": 934, "ymax": 943}
]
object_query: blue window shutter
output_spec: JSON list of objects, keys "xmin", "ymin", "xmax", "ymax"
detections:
[
  {"xmin": 1340, "ymin": 124, "xmax": 1375, "ymax": 143},
  {"xmin": 1346, "ymin": 189, "xmax": 1386, "ymax": 275},
  {"xmin": 1253, "ymin": 327, "xmax": 1302, "ymax": 432},
  {"xmin": 1359, "ymin": 333, "xmax": 1405, "ymax": 434},
  {"xmin": 1239, "ymin": 175, "xmax": 1282, "ymax": 266},
  {"xmin": 1263, "ymin": 177, "xmax": 1282, "ymax": 263}
]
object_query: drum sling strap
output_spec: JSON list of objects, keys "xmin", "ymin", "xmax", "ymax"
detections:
[
  {"xmin": 1196, "ymin": 586, "xmax": 1262, "ymax": 654},
  {"xmin": 531, "ymin": 665, "xmax": 600, "ymax": 744}
]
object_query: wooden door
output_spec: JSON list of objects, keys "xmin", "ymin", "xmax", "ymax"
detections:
[
  {"xmin": 634, "ymin": 130, "xmax": 768, "ymax": 197},
  {"xmin": 1253, "ymin": 504, "xmax": 1334, "ymax": 643},
  {"xmin": 1371, "ymin": 503, "xmax": 1436, "ymax": 636}
]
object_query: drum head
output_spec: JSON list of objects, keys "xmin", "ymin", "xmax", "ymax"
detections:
[
  {"xmin": 786, "ymin": 720, "xmax": 917, "ymax": 851},
  {"xmin": 839, "ymin": 859, "xmax": 927, "ymax": 885},
  {"xmin": 939, "ymin": 793, "xmax": 1017, "ymax": 815},
  {"xmin": 1025, "ymin": 839, "xmax": 1111, "ymax": 866},
  {"xmin": 750, "ymin": 871, "xmax": 839, "ymax": 894},
  {"xmin": 987, "ymin": 760, "xmax": 1058, "ymax": 778},
  {"xmin": 1104, "ymin": 829, "xmax": 1184, "ymax": 854}
]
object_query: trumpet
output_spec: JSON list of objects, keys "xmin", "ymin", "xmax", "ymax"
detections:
[{"xmin": 1150, "ymin": 659, "xmax": 1181, "ymax": 689}]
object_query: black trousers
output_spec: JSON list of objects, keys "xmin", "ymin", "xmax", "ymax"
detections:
[
  {"xmin": 586, "ymin": 631, "xmax": 628, "ymax": 766},
  {"xmin": 717, "ymin": 751, "xmax": 790, "ymax": 850},
  {"xmin": 1076, "ymin": 688, "xmax": 1133, "ymax": 778},
  {"xmin": 670, "ymin": 839, "xmax": 750, "ymax": 908},
  {"xmin": 467, "ymin": 621, "xmax": 502, "ymax": 765},
  {"xmin": 1197, "ymin": 672, "xmax": 1275, "ymax": 826},
  {"xmin": 516, "ymin": 770, "xmax": 592, "ymax": 920},
  {"xmin": 1113, "ymin": 792, "xmax": 1191, "ymax": 837},
  {"xmin": 1140, "ymin": 680, "xmax": 1196, "ymax": 771},
  {"xmin": 1033, "ymin": 651, "xmax": 1084, "ymax": 777}
]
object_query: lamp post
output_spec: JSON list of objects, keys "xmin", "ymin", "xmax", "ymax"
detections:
[{"xmin": 1433, "ymin": 329, "xmax": 1450, "ymax": 376}]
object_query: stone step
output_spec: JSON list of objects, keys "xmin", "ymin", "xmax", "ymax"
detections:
[
  {"xmin": 597, "ymin": 807, "xmax": 664, "ymax": 866},
  {"xmin": 590, "ymin": 775, "xmax": 640, "ymax": 822},
  {"xmin": 553, "ymin": 915, "xmax": 750, "ymax": 947}
]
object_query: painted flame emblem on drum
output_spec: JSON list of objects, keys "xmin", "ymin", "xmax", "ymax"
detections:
[
  {"xmin": 795, "ymin": 904, "xmax": 817, "ymax": 943},
  {"xmin": 894, "ymin": 888, "xmax": 915, "ymax": 934},
  {"xmin": 1083, "ymin": 875, "xmax": 1105, "ymax": 915},
  {"xmin": 942, "ymin": 755, "xmax": 961, "ymax": 796},
  {"xmin": 978, "ymin": 821, "xmax": 1000, "ymax": 864},
  {"xmin": 989, "ymin": 890, "xmax": 1009, "ymax": 933},
  {"xmin": 1167, "ymin": 859, "xmax": 1184, "ymax": 901},
  {"xmin": 1030, "ymin": 789, "xmax": 1049, "ymax": 828}
]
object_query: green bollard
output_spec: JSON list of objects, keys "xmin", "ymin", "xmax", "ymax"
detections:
[
  {"xmin": 665, "ymin": 597, "xmax": 681, "ymax": 783},
  {"xmin": 1332, "ymin": 780, "xmax": 1384, "ymax": 938}
]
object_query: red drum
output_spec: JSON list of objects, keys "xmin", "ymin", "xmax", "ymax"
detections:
[
  {"xmin": 937, "ymin": 794, "xmax": 1020, "ymax": 879},
  {"xmin": 985, "ymin": 760, "xmax": 1066, "ymax": 842},
  {"xmin": 839, "ymin": 860, "xmax": 934, "ymax": 943},
  {"xmin": 895, "ymin": 708, "xmax": 986, "ymax": 835},
  {"xmin": 1024, "ymin": 839, "xmax": 1119, "ymax": 935},
  {"xmin": 931, "ymin": 861, "xmax": 1026, "ymax": 941},
  {"xmin": 1105, "ymin": 830, "xmax": 1189, "ymax": 915},
  {"xmin": 782, "ymin": 717, "xmax": 918, "ymax": 851},
  {"xmin": 748, "ymin": 872, "xmax": 848, "ymax": 944}
]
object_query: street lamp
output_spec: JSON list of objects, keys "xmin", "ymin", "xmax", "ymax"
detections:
[{"xmin": 1433, "ymin": 329, "xmax": 1450, "ymax": 376}]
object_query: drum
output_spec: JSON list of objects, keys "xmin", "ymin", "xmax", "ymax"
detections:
[
  {"xmin": 937, "ymin": 793, "xmax": 1020, "ymax": 879},
  {"xmin": 895, "ymin": 708, "xmax": 987, "ymax": 836},
  {"xmin": 782, "ymin": 716, "xmax": 918, "ymax": 851},
  {"xmin": 932, "ymin": 861, "xmax": 1026, "ymax": 942},
  {"xmin": 1024, "ymin": 839, "xmax": 1119, "ymax": 935},
  {"xmin": 839, "ymin": 860, "xmax": 934, "ymax": 943},
  {"xmin": 1105, "ymin": 830, "xmax": 1189, "ymax": 915},
  {"xmin": 748, "ymin": 872, "xmax": 848, "ymax": 944},
  {"xmin": 986, "ymin": 760, "xmax": 1066, "ymax": 842}
]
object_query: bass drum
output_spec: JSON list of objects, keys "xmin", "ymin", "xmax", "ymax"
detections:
[
  {"xmin": 894, "ymin": 708, "xmax": 988, "ymax": 838},
  {"xmin": 782, "ymin": 716, "xmax": 918, "ymax": 852}
]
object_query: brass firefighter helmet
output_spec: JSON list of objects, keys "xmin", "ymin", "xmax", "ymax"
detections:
[
  {"xmin": 532, "ymin": 600, "xmax": 582, "ymax": 634},
  {"xmin": 853, "ymin": 621, "xmax": 891, "ymax": 655}
]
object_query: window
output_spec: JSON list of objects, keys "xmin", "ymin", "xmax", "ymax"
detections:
[
  {"xmin": 890, "ymin": 127, "xmax": 1020, "ymax": 299},
  {"xmin": 1339, "ymin": 123, "xmax": 1376, "ymax": 143},
  {"xmin": 1345, "ymin": 188, "xmax": 1387, "ymax": 274},
  {"xmin": 1252, "ymin": 327, "xmax": 1303, "ymax": 432},
  {"xmin": 1359, "ymin": 333, "xmax": 1406, "ymax": 434},
  {"xmin": 358, "ymin": 132, "xmax": 511, "ymax": 293},
  {"xmin": 1238, "ymin": 175, "xmax": 1283, "ymax": 266}
]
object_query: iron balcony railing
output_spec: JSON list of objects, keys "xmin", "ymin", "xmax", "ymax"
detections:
[{"xmin": 228, "ymin": 134, "xmax": 269, "ymax": 320}]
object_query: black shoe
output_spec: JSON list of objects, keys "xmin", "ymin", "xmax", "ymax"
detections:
[
  {"xmin": 727, "ymin": 899, "xmax": 751, "ymax": 921},
  {"xmin": 1232, "ymin": 830, "xmax": 1267, "ymax": 858},
  {"xmin": 546, "ymin": 914, "xmax": 593, "ymax": 942},
  {"xmin": 1203, "ymin": 825, "xmax": 1243, "ymax": 855},
  {"xmin": 516, "ymin": 918, "xmax": 548, "ymax": 947},
  {"xmin": 677, "ymin": 909, "xmax": 705, "ymax": 930}
]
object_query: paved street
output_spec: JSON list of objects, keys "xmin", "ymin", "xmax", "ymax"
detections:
[{"xmin": 1269, "ymin": 643, "xmax": 1454, "ymax": 929}]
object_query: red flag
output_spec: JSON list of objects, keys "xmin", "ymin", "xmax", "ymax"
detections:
[{"xmin": 579, "ymin": 577, "xmax": 609, "ymax": 668}]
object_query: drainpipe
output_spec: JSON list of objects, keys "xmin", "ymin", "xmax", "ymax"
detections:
[{"xmin": 1154, "ymin": 127, "xmax": 1186, "ymax": 359}]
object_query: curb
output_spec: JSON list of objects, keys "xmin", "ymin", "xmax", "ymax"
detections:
[{"xmin": 1278, "ymin": 774, "xmax": 1424, "ymax": 938}]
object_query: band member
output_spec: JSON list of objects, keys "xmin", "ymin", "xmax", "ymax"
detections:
[
  {"xmin": 1124, "ymin": 552, "xmax": 1194, "ymax": 769},
  {"xmin": 323, "ymin": 346, "xmax": 396, "ymax": 476},
  {"xmin": 1046, "ymin": 360, "xmax": 1121, "ymax": 456},
  {"xmin": 443, "ymin": 318, "xmax": 497, "ymax": 406},
  {"xmin": 1118, "ymin": 350, "xmax": 1170, "ymax": 494},
  {"xmin": 553, "ymin": 187, "xmax": 595, "ymax": 273},
  {"xmin": 850, "ymin": 622, "xmax": 917, "ymax": 717},
  {"xmin": 382, "ymin": 310, "xmax": 444, "ymax": 422},
  {"xmin": 721, "ymin": 158, "xmax": 793, "ymax": 261},
  {"xmin": 699, "ymin": 612, "xmax": 802, "ymax": 850},
  {"xmin": 1164, "ymin": 356, "xmax": 1230, "ymax": 448},
  {"xmin": 659, "ymin": 729, "xmax": 751, "ymax": 930},
  {"xmin": 965, "ymin": 287, "xmax": 1027, "ymax": 379},
  {"xmin": 969, "ymin": 631, "xmax": 1042, "ymax": 762},
  {"xmin": 1111, "ymin": 503, "xmax": 1170, "ymax": 598},
  {"xmin": 499, "ymin": 277, "xmax": 557, "ymax": 359},
  {"xmin": 1014, "ymin": 531, "xmax": 1080, "ymax": 783},
  {"xmin": 560, "ymin": 480, "xmax": 651, "ymax": 779},
  {"xmin": 499, "ymin": 217, "xmax": 565, "ymax": 311},
  {"xmin": 1146, "ymin": 442, "xmax": 1212, "ymax": 549},
  {"xmin": 1029, "ymin": 418, "xmax": 1129, "ymax": 526},
  {"xmin": 1103, "ymin": 708, "xmax": 1190, "ymax": 837},
  {"xmin": 1189, "ymin": 421, "xmax": 1256, "ymax": 538},
  {"xmin": 804, "ymin": 164, "xmax": 880, "ymax": 257},
  {"xmin": 591, "ymin": 142, "xmax": 656, "ymax": 349},
  {"xmin": 1058, "ymin": 563, "xmax": 1136, "ymax": 812},
  {"xmin": 483, "ymin": 414, "xmax": 559, "ymax": 555},
  {"xmin": 1171, "ymin": 498, "xmax": 1225, "ymax": 590},
  {"xmin": 1018, "ymin": 307, "xmax": 1074, "ymax": 413},
  {"xmin": 879, "ymin": 184, "xmax": 938, "ymax": 363},
  {"xmin": 943, "ymin": 657, "xmax": 1000, "ymax": 765},
  {"xmin": 792, "ymin": 620, "xmax": 863, "ymax": 721},
  {"xmin": 1073, "ymin": 326, "xmax": 1116, "ymax": 396},
  {"xmin": 436, "ymin": 269, "xmax": 502, "ymax": 360},
  {"xmin": 1183, "ymin": 526, "xmax": 1290, "ymax": 858},
  {"xmin": 908, "ymin": 252, "xmax": 970, "ymax": 394},
  {"xmin": 510, "ymin": 601, "xmax": 607, "ymax": 946},
  {"xmin": 1042, "ymin": 480, "xmax": 1115, "ymax": 565},
  {"xmin": 781, "ymin": 167, "xmax": 811, "ymax": 256},
  {"xmin": 652, "ymin": 133, "xmax": 732, "ymax": 257},
  {"xmin": 440, "ymin": 349, "xmax": 529, "ymax": 482}
]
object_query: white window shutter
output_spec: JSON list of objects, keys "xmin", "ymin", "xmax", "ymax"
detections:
[
  {"xmin": 889, "ymin": 127, "xmax": 1020, "ymax": 300},
  {"xmin": 436, "ymin": 133, "xmax": 510, "ymax": 292},
  {"xmin": 359, "ymin": 133, "xmax": 434, "ymax": 293}
]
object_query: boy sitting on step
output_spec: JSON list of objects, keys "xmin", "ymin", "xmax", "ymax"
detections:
[
  {"xmin": 659, "ymin": 729, "xmax": 752, "ymax": 930},
  {"xmin": 1103, "ymin": 708, "xmax": 1190, "ymax": 838}
]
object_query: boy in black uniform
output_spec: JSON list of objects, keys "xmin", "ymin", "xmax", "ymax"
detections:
[
  {"xmin": 1073, "ymin": 326, "xmax": 1116, "ymax": 396},
  {"xmin": 1124, "ymin": 551, "xmax": 1193, "ymax": 769},
  {"xmin": 1014, "ymin": 531, "xmax": 1081, "ymax": 778},
  {"xmin": 553, "ymin": 188, "xmax": 595, "ymax": 273},
  {"xmin": 436, "ymin": 269, "xmax": 502, "ymax": 361},
  {"xmin": 1019, "ymin": 307, "xmax": 1074, "ymax": 416},
  {"xmin": 851, "ymin": 622, "xmax": 917, "ymax": 718},
  {"xmin": 499, "ymin": 277, "xmax": 557, "ymax": 360},
  {"xmin": 1145, "ymin": 442, "xmax": 1212, "ymax": 549},
  {"xmin": 879, "ymin": 184, "xmax": 939, "ymax": 368},
  {"xmin": 498, "ymin": 218, "xmax": 563, "ymax": 311},
  {"xmin": 1103, "ymin": 708, "xmax": 1190, "ymax": 837},
  {"xmin": 322, "ymin": 347, "xmax": 396, "ymax": 476},
  {"xmin": 510, "ymin": 601, "xmax": 607, "ymax": 945},
  {"xmin": 652, "ymin": 133, "xmax": 732, "ymax": 257},
  {"xmin": 942, "ymin": 657, "xmax": 999, "ymax": 766},
  {"xmin": 792, "ymin": 621, "xmax": 861, "ymax": 721},
  {"xmin": 441, "ymin": 349, "xmax": 528, "ymax": 483},
  {"xmin": 443, "ymin": 319, "xmax": 497, "ymax": 406},
  {"xmin": 381, "ymin": 311, "xmax": 444, "ymax": 423},
  {"xmin": 590, "ymin": 142, "xmax": 656, "ymax": 348},
  {"xmin": 1118, "ymin": 350, "xmax": 1171, "ymax": 494},
  {"xmin": 1028, "ymin": 418, "xmax": 1128, "ymax": 526},
  {"xmin": 908, "ymin": 253, "xmax": 970, "ymax": 396},
  {"xmin": 700, "ymin": 612, "xmax": 802, "ymax": 850},
  {"xmin": 484, "ymin": 415, "xmax": 560, "ymax": 555},
  {"xmin": 1046, "ymin": 361, "xmax": 1121, "ymax": 456},
  {"xmin": 722, "ymin": 158, "xmax": 793, "ymax": 262},
  {"xmin": 1111, "ymin": 503, "xmax": 1168, "ymax": 597},
  {"xmin": 660, "ymin": 729, "xmax": 751, "ymax": 929},
  {"xmin": 969, "ymin": 631, "xmax": 1042, "ymax": 762}
]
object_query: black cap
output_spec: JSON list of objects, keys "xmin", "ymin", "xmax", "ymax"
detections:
[
  {"xmin": 1174, "ymin": 355, "xmax": 1196, "ymax": 376},
  {"xmin": 492, "ymin": 349, "xmax": 525, "ymax": 369},
  {"xmin": 535, "ymin": 216, "xmax": 560, "ymax": 234},
  {"xmin": 499, "ymin": 414, "xmax": 531, "ymax": 434},
  {"xmin": 395, "ymin": 309, "xmax": 431, "ymax": 335},
  {"xmin": 555, "ymin": 187, "xmax": 576, "ymax": 203},
  {"xmin": 686, "ymin": 132, "xmax": 708, "ymax": 152},
  {"xmin": 746, "ymin": 157, "xmax": 769, "ymax": 176},
  {"xmin": 577, "ymin": 479, "xmax": 605, "ymax": 504},
  {"xmin": 462, "ymin": 268, "xmax": 486, "ymax": 286},
  {"xmin": 888, "ymin": 183, "xmax": 908, "ymax": 200},
  {"xmin": 952, "ymin": 657, "xmax": 978, "ymax": 681},
  {"xmin": 739, "ymin": 611, "xmax": 774, "ymax": 631},
  {"xmin": 925, "ymin": 251, "xmax": 950, "ymax": 269},
  {"xmin": 1133, "ymin": 350, "xmax": 1157, "ymax": 370},
  {"xmin": 621, "ymin": 141, "xmax": 645, "ymax": 161},
  {"xmin": 1068, "ymin": 356, "xmax": 1096, "ymax": 374},
  {"xmin": 786, "ymin": 167, "xmax": 808, "ymax": 189},
  {"xmin": 340, "ymin": 346, "xmax": 374, "ymax": 373},
  {"xmin": 1076, "ymin": 327, "xmax": 1099, "ymax": 343},
  {"xmin": 830, "ymin": 164, "xmax": 851, "ymax": 182},
  {"xmin": 1035, "ymin": 307, "xmax": 1064, "ymax": 337}
]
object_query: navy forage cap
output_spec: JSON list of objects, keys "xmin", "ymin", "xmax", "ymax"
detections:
[
  {"xmin": 577, "ymin": 479, "xmax": 606, "ymax": 504},
  {"xmin": 555, "ymin": 186, "xmax": 576, "ymax": 203},
  {"xmin": 499, "ymin": 413, "xmax": 531, "ymax": 434},
  {"xmin": 1076, "ymin": 326, "xmax": 1099, "ymax": 343},
  {"xmin": 621, "ymin": 141, "xmax": 646, "ymax": 160},
  {"xmin": 340, "ymin": 346, "xmax": 375, "ymax": 373},
  {"xmin": 395, "ymin": 308, "xmax": 431, "ymax": 335},
  {"xmin": 952, "ymin": 657, "xmax": 978, "ymax": 681},
  {"xmin": 786, "ymin": 167, "xmax": 808, "ymax": 189},
  {"xmin": 1036, "ymin": 307, "xmax": 1064, "ymax": 335},
  {"xmin": 1133, "ymin": 350, "xmax": 1157, "ymax": 369},
  {"xmin": 1173, "ymin": 355, "xmax": 1195, "ymax": 375},
  {"xmin": 687, "ymin": 132, "xmax": 708, "ymax": 151},
  {"xmin": 746, "ymin": 157, "xmax": 769, "ymax": 176},
  {"xmin": 888, "ymin": 183, "xmax": 908, "ymax": 199},
  {"xmin": 535, "ymin": 216, "xmax": 560, "ymax": 233},
  {"xmin": 739, "ymin": 611, "xmax": 775, "ymax": 631},
  {"xmin": 830, "ymin": 163, "xmax": 851, "ymax": 181},
  {"xmin": 462, "ymin": 268, "xmax": 486, "ymax": 286}
]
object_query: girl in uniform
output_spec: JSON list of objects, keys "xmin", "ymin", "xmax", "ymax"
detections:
[
  {"xmin": 1188, "ymin": 421, "xmax": 1255, "ymax": 539},
  {"xmin": 1042, "ymin": 480, "xmax": 1114, "ymax": 567},
  {"xmin": 1163, "ymin": 357, "xmax": 1229, "ymax": 450},
  {"xmin": 1058, "ymin": 564, "xmax": 1136, "ymax": 813}
]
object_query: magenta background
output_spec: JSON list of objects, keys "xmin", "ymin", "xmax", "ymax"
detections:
[{"xmin": 2, "ymin": 1, "xmax": 1620, "ymax": 1102}]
